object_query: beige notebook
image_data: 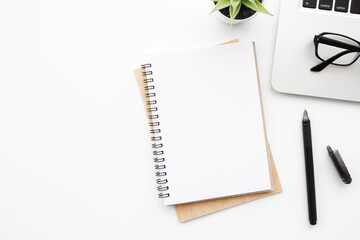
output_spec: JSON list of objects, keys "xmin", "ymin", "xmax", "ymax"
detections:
[{"xmin": 134, "ymin": 40, "xmax": 282, "ymax": 221}]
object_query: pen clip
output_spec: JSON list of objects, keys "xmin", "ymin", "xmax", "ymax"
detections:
[{"xmin": 327, "ymin": 146, "xmax": 352, "ymax": 184}]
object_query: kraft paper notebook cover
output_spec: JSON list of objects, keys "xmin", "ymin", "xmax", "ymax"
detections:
[{"xmin": 134, "ymin": 40, "xmax": 282, "ymax": 222}]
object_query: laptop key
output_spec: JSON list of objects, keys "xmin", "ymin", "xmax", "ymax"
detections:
[
  {"xmin": 319, "ymin": 0, "xmax": 333, "ymax": 10},
  {"xmin": 350, "ymin": 0, "xmax": 360, "ymax": 14},
  {"xmin": 303, "ymin": 0, "xmax": 317, "ymax": 8},
  {"xmin": 335, "ymin": 0, "xmax": 349, "ymax": 12}
]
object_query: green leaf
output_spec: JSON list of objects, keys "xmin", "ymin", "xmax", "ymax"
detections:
[
  {"xmin": 230, "ymin": 2, "xmax": 242, "ymax": 21},
  {"xmin": 242, "ymin": 0, "xmax": 272, "ymax": 15},
  {"xmin": 242, "ymin": 0, "xmax": 258, "ymax": 11},
  {"xmin": 210, "ymin": 0, "xmax": 231, "ymax": 14},
  {"xmin": 254, "ymin": 0, "xmax": 272, "ymax": 15},
  {"xmin": 230, "ymin": 0, "xmax": 241, "ymax": 16}
]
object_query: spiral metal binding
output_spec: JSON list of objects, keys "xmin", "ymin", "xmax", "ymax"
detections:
[{"xmin": 141, "ymin": 63, "xmax": 170, "ymax": 199}]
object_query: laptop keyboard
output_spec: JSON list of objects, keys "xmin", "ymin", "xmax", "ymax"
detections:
[{"xmin": 303, "ymin": 0, "xmax": 360, "ymax": 14}]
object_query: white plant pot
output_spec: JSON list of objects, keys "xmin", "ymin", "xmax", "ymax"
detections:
[{"xmin": 213, "ymin": 0, "xmax": 265, "ymax": 25}]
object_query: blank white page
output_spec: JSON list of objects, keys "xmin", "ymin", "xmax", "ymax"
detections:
[{"xmin": 145, "ymin": 42, "xmax": 272, "ymax": 205}]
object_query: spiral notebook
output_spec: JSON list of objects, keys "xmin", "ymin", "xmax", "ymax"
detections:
[
  {"xmin": 135, "ymin": 40, "xmax": 282, "ymax": 221},
  {"xmin": 141, "ymin": 41, "xmax": 273, "ymax": 206}
]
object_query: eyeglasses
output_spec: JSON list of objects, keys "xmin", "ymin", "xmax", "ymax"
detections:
[{"xmin": 311, "ymin": 32, "xmax": 360, "ymax": 72}]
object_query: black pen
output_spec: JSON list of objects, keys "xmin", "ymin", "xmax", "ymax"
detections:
[{"xmin": 302, "ymin": 110, "xmax": 317, "ymax": 225}]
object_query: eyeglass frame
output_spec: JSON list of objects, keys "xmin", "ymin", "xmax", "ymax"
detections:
[{"xmin": 311, "ymin": 32, "xmax": 360, "ymax": 72}]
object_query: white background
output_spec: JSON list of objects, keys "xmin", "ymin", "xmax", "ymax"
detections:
[{"xmin": 1, "ymin": 0, "xmax": 360, "ymax": 239}]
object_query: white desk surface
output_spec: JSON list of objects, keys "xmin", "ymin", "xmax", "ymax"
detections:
[{"xmin": 1, "ymin": 0, "xmax": 360, "ymax": 239}]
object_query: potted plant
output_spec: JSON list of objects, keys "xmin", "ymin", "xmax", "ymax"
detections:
[{"xmin": 211, "ymin": 0, "xmax": 271, "ymax": 24}]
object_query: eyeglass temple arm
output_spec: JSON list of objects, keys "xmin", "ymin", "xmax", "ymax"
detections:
[
  {"xmin": 311, "ymin": 50, "xmax": 355, "ymax": 72},
  {"xmin": 318, "ymin": 36, "xmax": 360, "ymax": 51}
]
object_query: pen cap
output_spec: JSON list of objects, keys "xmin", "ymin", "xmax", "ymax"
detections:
[{"xmin": 327, "ymin": 146, "xmax": 352, "ymax": 184}]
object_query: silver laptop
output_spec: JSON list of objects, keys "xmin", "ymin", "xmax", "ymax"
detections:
[{"xmin": 271, "ymin": 0, "xmax": 360, "ymax": 102}]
